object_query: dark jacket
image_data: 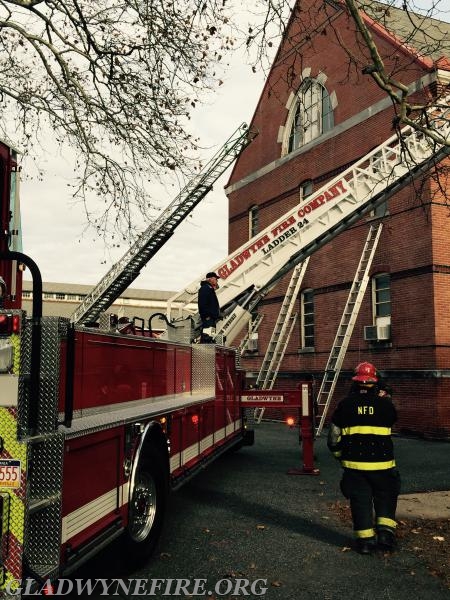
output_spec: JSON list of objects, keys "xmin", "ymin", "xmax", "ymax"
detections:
[
  {"xmin": 0, "ymin": 276, "xmax": 6, "ymax": 309},
  {"xmin": 198, "ymin": 280, "xmax": 220, "ymax": 325},
  {"xmin": 327, "ymin": 384, "xmax": 397, "ymax": 471}
]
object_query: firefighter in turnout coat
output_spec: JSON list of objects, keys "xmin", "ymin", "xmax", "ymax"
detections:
[{"xmin": 328, "ymin": 362, "xmax": 400, "ymax": 554}]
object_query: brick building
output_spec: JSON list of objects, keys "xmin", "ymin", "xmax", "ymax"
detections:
[{"xmin": 225, "ymin": 1, "xmax": 450, "ymax": 438}]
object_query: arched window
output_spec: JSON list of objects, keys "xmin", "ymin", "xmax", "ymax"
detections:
[{"xmin": 287, "ymin": 79, "xmax": 334, "ymax": 152}]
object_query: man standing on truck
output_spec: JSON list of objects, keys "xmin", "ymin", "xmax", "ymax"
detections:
[
  {"xmin": 327, "ymin": 362, "xmax": 401, "ymax": 555},
  {"xmin": 198, "ymin": 272, "xmax": 221, "ymax": 343}
]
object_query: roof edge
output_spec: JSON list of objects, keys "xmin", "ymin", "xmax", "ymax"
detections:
[{"xmin": 357, "ymin": 6, "xmax": 436, "ymax": 70}]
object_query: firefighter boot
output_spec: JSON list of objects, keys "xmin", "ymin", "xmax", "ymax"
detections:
[
  {"xmin": 377, "ymin": 529, "xmax": 395, "ymax": 551},
  {"xmin": 356, "ymin": 537, "xmax": 377, "ymax": 555}
]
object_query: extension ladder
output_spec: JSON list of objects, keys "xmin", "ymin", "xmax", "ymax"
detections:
[
  {"xmin": 314, "ymin": 223, "xmax": 383, "ymax": 436},
  {"xmin": 71, "ymin": 123, "xmax": 256, "ymax": 325},
  {"xmin": 254, "ymin": 260, "xmax": 310, "ymax": 422}
]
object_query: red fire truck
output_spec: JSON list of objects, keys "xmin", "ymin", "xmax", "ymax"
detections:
[
  {"xmin": 0, "ymin": 99, "xmax": 448, "ymax": 594},
  {"xmin": 0, "ymin": 128, "xmax": 312, "ymax": 595}
]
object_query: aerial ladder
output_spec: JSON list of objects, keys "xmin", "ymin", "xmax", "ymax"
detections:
[
  {"xmin": 168, "ymin": 96, "xmax": 450, "ymax": 346},
  {"xmin": 254, "ymin": 259, "xmax": 310, "ymax": 423},
  {"xmin": 70, "ymin": 123, "xmax": 256, "ymax": 325},
  {"xmin": 314, "ymin": 223, "xmax": 383, "ymax": 436}
]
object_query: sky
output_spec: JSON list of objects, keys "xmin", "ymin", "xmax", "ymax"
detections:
[
  {"xmin": 19, "ymin": 0, "xmax": 450, "ymax": 295},
  {"xmin": 20, "ymin": 51, "xmax": 267, "ymax": 294}
]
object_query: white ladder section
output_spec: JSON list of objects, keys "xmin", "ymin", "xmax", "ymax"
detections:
[
  {"xmin": 254, "ymin": 259, "xmax": 310, "ymax": 423},
  {"xmin": 70, "ymin": 123, "xmax": 255, "ymax": 325},
  {"xmin": 238, "ymin": 313, "xmax": 264, "ymax": 354},
  {"xmin": 169, "ymin": 95, "xmax": 450, "ymax": 345},
  {"xmin": 314, "ymin": 223, "xmax": 383, "ymax": 436}
]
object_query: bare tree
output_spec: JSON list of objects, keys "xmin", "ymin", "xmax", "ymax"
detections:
[
  {"xmin": 340, "ymin": 0, "xmax": 449, "ymax": 145},
  {"xmin": 249, "ymin": 0, "xmax": 449, "ymax": 139},
  {"xmin": 0, "ymin": 0, "xmax": 235, "ymax": 238}
]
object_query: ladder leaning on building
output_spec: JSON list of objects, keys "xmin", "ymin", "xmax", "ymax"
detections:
[
  {"xmin": 254, "ymin": 259, "xmax": 310, "ymax": 423},
  {"xmin": 314, "ymin": 223, "xmax": 384, "ymax": 436}
]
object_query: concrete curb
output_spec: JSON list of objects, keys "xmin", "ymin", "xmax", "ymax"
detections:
[{"xmin": 397, "ymin": 491, "xmax": 450, "ymax": 519}]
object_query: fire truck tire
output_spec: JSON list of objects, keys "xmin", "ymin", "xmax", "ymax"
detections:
[{"xmin": 123, "ymin": 444, "xmax": 168, "ymax": 564}]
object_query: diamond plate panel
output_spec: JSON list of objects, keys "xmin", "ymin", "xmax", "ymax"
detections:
[
  {"xmin": 22, "ymin": 434, "xmax": 64, "ymax": 582},
  {"xmin": 28, "ymin": 435, "xmax": 64, "ymax": 499},
  {"xmin": 60, "ymin": 390, "xmax": 213, "ymax": 439},
  {"xmin": 38, "ymin": 318, "xmax": 67, "ymax": 433},
  {"xmin": 17, "ymin": 316, "xmax": 31, "ymax": 439},
  {"xmin": 167, "ymin": 322, "xmax": 193, "ymax": 344},
  {"xmin": 25, "ymin": 503, "xmax": 61, "ymax": 576},
  {"xmin": 18, "ymin": 317, "xmax": 68, "ymax": 437},
  {"xmin": 192, "ymin": 345, "xmax": 215, "ymax": 394},
  {"xmin": 214, "ymin": 333, "xmax": 225, "ymax": 345},
  {"xmin": 98, "ymin": 312, "xmax": 116, "ymax": 331}
]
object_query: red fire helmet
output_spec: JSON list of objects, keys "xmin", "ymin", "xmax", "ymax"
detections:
[{"xmin": 352, "ymin": 361, "xmax": 378, "ymax": 383}]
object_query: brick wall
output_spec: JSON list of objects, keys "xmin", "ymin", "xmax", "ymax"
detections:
[{"xmin": 230, "ymin": 1, "xmax": 450, "ymax": 438}]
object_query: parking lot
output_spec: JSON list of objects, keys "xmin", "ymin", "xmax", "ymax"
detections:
[{"xmin": 68, "ymin": 422, "xmax": 450, "ymax": 599}]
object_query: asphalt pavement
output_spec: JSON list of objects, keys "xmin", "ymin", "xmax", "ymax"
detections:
[{"xmin": 70, "ymin": 423, "xmax": 450, "ymax": 599}]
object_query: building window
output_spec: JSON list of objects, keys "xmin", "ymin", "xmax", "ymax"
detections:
[
  {"xmin": 22, "ymin": 291, "xmax": 31, "ymax": 299},
  {"xmin": 371, "ymin": 201, "xmax": 388, "ymax": 219},
  {"xmin": 299, "ymin": 180, "xmax": 313, "ymax": 201},
  {"xmin": 300, "ymin": 289, "xmax": 315, "ymax": 349},
  {"xmin": 249, "ymin": 205, "xmax": 259, "ymax": 239},
  {"xmin": 287, "ymin": 79, "xmax": 334, "ymax": 152},
  {"xmin": 43, "ymin": 292, "xmax": 53, "ymax": 299},
  {"xmin": 55, "ymin": 293, "xmax": 66, "ymax": 300},
  {"xmin": 372, "ymin": 273, "xmax": 391, "ymax": 322}
]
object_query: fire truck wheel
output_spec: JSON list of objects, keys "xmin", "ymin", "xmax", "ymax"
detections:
[{"xmin": 124, "ymin": 445, "xmax": 168, "ymax": 563}]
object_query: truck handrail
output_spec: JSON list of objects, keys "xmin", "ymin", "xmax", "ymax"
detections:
[{"xmin": 0, "ymin": 250, "xmax": 42, "ymax": 435}]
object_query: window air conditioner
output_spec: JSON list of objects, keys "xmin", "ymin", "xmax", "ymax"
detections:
[
  {"xmin": 376, "ymin": 324, "xmax": 391, "ymax": 340},
  {"xmin": 364, "ymin": 324, "xmax": 391, "ymax": 341}
]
